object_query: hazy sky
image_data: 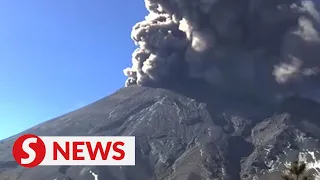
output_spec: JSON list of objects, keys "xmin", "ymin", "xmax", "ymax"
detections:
[{"xmin": 0, "ymin": 0, "xmax": 147, "ymax": 139}]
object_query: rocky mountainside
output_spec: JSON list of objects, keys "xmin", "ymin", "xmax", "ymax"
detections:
[{"xmin": 1, "ymin": 82, "xmax": 320, "ymax": 180}]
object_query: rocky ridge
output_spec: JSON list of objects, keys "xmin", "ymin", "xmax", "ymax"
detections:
[{"xmin": 0, "ymin": 84, "xmax": 320, "ymax": 180}]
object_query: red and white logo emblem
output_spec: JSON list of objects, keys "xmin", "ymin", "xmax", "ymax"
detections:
[
  {"xmin": 12, "ymin": 134, "xmax": 135, "ymax": 168},
  {"xmin": 12, "ymin": 134, "xmax": 46, "ymax": 168}
]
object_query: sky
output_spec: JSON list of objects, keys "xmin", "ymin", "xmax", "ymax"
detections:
[{"xmin": 0, "ymin": 0, "xmax": 147, "ymax": 140}]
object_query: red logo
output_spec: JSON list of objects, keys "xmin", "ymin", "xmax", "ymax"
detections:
[{"xmin": 12, "ymin": 134, "xmax": 46, "ymax": 168}]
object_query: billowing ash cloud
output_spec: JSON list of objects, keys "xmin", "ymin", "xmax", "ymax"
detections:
[{"xmin": 124, "ymin": 0, "xmax": 320, "ymax": 102}]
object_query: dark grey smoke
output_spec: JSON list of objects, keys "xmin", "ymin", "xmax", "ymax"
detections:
[{"xmin": 124, "ymin": 0, "xmax": 320, "ymax": 103}]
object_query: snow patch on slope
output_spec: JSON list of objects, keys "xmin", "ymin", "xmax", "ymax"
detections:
[
  {"xmin": 89, "ymin": 170, "xmax": 99, "ymax": 180},
  {"xmin": 282, "ymin": 150, "xmax": 320, "ymax": 179},
  {"xmin": 299, "ymin": 150, "xmax": 320, "ymax": 179}
]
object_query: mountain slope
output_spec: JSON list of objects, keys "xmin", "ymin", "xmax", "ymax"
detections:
[{"xmin": 1, "ymin": 84, "xmax": 320, "ymax": 180}]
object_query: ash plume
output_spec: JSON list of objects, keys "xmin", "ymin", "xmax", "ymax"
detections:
[{"xmin": 124, "ymin": 0, "xmax": 320, "ymax": 102}]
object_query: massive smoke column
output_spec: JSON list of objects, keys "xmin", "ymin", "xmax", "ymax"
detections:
[{"xmin": 124, "ymin": 0, "xmax": 320, "ymax": 102}]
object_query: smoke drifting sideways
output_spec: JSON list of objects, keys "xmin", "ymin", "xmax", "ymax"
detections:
[{"xmin": 124, "ymin": 0, "xmax": 320, "ymax": 103}]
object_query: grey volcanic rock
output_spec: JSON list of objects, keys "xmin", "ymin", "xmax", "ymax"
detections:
[{"xmin": 1, "ymin": 84, "xmax": 320, "ymax": 180}]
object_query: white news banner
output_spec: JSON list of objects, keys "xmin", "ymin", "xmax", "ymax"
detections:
[{"xmin": 12, "ymin": 134, "xmax": 135, "ymax": 168}]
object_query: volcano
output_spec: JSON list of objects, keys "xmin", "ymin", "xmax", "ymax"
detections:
[{"xmin": 1, "ymin": 81, "xmax": 320, "ymax": 180}]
